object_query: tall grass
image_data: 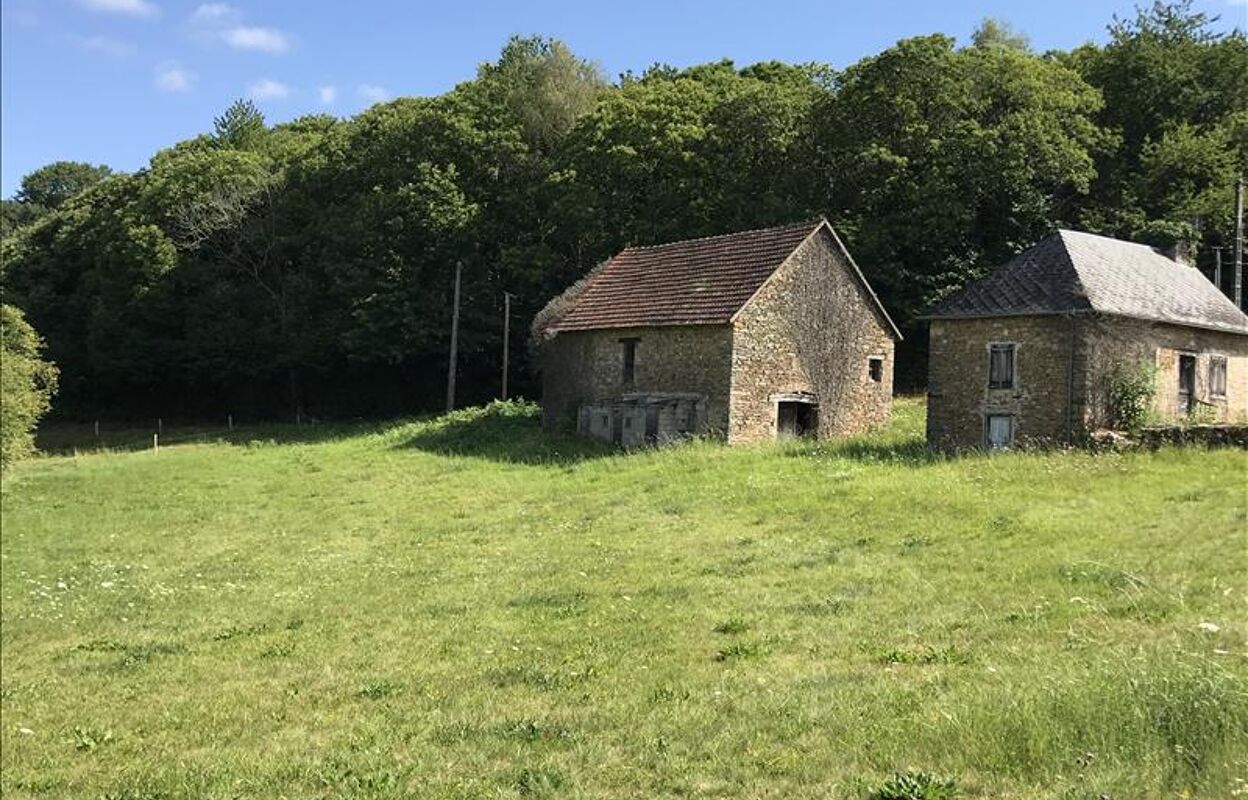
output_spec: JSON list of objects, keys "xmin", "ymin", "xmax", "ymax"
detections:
[{"xmin": 2, "ymin": 398, "xmax": 1245, "ymax": 799}]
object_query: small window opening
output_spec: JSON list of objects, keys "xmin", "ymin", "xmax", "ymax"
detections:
[
  {"xmin": 1209, "ymin": 356, "xmax": 1227, "ymax": 399},
  {"xmin": 988, "ymin": 343, "xmax": 1016, "ymax": 389},
  {"xmin": 868, "ymin": 357, "xmax": 884, "ymax": 383},
  {"xmin": 620, "ymin": 338, "xmax": 639, "ymax": 385},
  {"xmin": 985, "ymin": 414, "xmax": 1015, "ymax": 450}
]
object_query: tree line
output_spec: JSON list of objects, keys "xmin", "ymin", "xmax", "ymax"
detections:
[{"xmin": 2, "ymin": 2, "xmax": 1245, "ymax": 423}]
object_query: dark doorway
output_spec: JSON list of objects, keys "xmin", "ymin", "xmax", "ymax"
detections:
[
  {"xmin": 620, "ymin": 338, "xmax": 639, "ymax": 386},
  {"xmin": 777, "ymin": 401, "xmax": 817, "ymax": 438},
  {"xmin": 645, "ymin": 404, "xmax": 659, "ymax": 442},
  {"xmin": 1178, "ymin": 354, "xmax": 1196, "ymax": 414}
]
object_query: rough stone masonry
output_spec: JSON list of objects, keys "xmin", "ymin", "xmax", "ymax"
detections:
[{"xmin": 535, "ymin": 220, "xmax": 901, "ymax": 445}]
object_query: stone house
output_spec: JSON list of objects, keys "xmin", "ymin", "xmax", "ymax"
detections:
[
  {"xmin": 534, "ymin": 219, "xmax": 901, "ymax": 445},
  {"xmin": 924, "ymin": 229, "xmax": 1248, "ymax": 450}
]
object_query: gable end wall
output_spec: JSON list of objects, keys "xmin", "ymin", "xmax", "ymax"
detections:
[{"xmin": 728, "ymin": 228, "xmax": 895, "ymax": 443}]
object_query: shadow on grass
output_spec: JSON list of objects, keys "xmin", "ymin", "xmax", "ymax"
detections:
[
  {"xmin": 829, "ymin": 437, "xmax": 942, "ymax": 464},
  {"xmin": 393, "ymin": 401, "xmax": 616, "ymax": 465},
  {"xmin": 786, "ymin": 434, "xmax": 950, "ymax": 465},
  {"xmin": 36, "ymin": 419, "xmax": 401, "ymax": 456}
]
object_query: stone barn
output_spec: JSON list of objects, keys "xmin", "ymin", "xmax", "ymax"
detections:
[
  {"xmin": 924, "ymin": 229, "xmax": 1248, "ymax": 450},
  {"xmin": 533, "ymin": 219, "xmax": 901, "ymax": 445}
]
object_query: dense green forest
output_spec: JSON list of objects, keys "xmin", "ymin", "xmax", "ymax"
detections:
[{"xmin": 2, "ymin": 2, "xmax": 1245, "ymax": 421}]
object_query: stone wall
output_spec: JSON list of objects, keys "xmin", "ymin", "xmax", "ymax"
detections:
[
  {"xmin": 927, "ymin": 313, "xmax": 1248, "ymax": 450},
  {"xmin": 1079, "ymin": 316, "xmax": 1248, "ymax": 425},
  {"xmin": 729, "ymin": 227, "xmax": 896, "ymax": 443},
  {"xmin": 926, "ymin": 316, "xmax": 1075, "ymax": 449},
  {"xmin": 1136, "ymin": 424, "xmax": 1248, "ymax": 449},
  {"xmin": 539, "ymin": 325, "xmax": 733, "ymax": 432}
]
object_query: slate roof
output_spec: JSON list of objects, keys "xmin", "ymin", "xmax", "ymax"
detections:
[
  {"xmin": 925, "ymin": 229, "xmax": 1248, "ymax": 336},
  {"xmin": 545, "ymin": 219, "xmax": 900, "ymax": 337}
]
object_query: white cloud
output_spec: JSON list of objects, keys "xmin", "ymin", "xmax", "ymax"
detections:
[
  {"xmin": 155, "ymin": 63, "xmax": 194, "ymax": 92},
  {"xmin": 318, "ymin": 85, "xmax": 337, "ymax": 105},
  {"xmin": 189, "ymin": 2, "xmax": 238, "ymax": 24},
  {"xmin": 223, "ymin": 26, "xmax": 290, "ymax": 53},
  {"xmin": 72, "ymin": 34, "xmax": 133, "ymax": 58},
  {"xmin": 78, "ymin": 0, "xmax": 157, "ymax": 17},
  {"xmin": 357, "ymin": 84, "xmax": 389, "ymax": 103},
  {"xmin": 248, "ymin": 78, "xmax": 290, "ymax": 101}
]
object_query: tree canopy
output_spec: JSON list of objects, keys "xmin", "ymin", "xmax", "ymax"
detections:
[{"xmin": 2, "ymin": 10, "xmax": 1243, "ymax": 422}]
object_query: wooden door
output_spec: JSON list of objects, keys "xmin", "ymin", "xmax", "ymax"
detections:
[{"xmin": 1178, "ymin": 354, "xmax": 1196, "ymax": 414}]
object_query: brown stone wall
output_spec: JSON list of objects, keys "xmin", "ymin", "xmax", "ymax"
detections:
[
  {"xmin": 927, "ymin": 313, "xmax": 1248, "ymax": 449},
  {"xmin": 728, "ymin": 228, "xmax": 896, "ymax": 443},
  {"xmin": 1079, "ymin": 316, "xmax": 1248, "ymax": 425},
  {"xmin": 539, "ymin": 325, "xmax": 733, "ymax": 432},
  {"xmin": 926, "ymin": 316, "xmax": 1077, "ymax": 449}
]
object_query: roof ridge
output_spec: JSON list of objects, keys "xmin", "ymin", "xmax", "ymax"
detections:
[
  {"xmin": 622, "ymin": 218, "xmax": 824, "ymax": 252},
  {"xmin": 1053, "ymin": 230, "xmax": 1092, "ymax": 303},
  {"xmin": 1058, "ymin": 227, "xmax": 1158, "ymax": 252}
]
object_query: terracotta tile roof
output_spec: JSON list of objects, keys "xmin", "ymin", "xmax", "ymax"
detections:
[
  {"xmin": 925, "ymin": 229, "xmax": 1248, "ymax": 335},
  {"xmin": 547, "ymin": 220, "xmax": 822, "ymax": 332}
]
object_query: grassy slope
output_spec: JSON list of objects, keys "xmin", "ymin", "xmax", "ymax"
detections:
[{"xmin": 1, "ymin": 399, "xmax": 1245, "ymax": 799}]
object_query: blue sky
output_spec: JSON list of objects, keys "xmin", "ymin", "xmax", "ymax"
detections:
[{"xmin": 3, "ymin": 0, "xmax": 1246, "ymax": 197}]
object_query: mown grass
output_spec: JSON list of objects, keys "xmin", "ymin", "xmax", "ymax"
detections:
[{"xmin": 1, "ymin": 398, "xmax": 1245, "ymax": 799}]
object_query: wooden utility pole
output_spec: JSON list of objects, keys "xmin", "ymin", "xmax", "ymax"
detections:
[
  {"xmin": 501, "ymin": 292, "xmax": 512, "ymax": 400},
  {"xmin": 446, "ymin": 261, "xmax": 462, "ymax": 412},
  {"xmin": 1214, "ymin": 247, "xmax": 1223, "ymax": 293},
  {"xmin": 1235, "ymin": 174, "xmax": 1244, "ymax": 311}
]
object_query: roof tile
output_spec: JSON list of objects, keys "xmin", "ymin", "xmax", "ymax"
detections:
[
  {"xmin": 926, "ymin": 229, "xmax": 1248, "ymax": 335},
  {"xmin": 548, "ymin": 220, "xmax": 821, "ymax": 332}
]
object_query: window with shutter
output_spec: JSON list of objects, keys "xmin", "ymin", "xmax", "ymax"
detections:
[
  {"xmin": 985, "ymin": 414, "xmax": 1015, "ymax": 449},
  {"xmin": 988, "ymin": 343, "xmax": 1016, "ymax": 389},
  {"xmin": 1209, "ymin": 356, "xmax": 1227, "ymax": 399}
]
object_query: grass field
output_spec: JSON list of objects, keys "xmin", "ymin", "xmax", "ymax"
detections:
[{"xmin": 2, "ymin": 398, "xmax": 1245, "ymax": 799}]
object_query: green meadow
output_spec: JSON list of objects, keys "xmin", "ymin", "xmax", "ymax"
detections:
[{"xmin": 1, "ymin": 398, "xmax": 1245, "ymax": 799}]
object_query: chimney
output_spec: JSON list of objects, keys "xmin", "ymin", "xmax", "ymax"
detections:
[{"xmin": 1164, "ymin": 240, "xmax": 1196, "ymax": 267}]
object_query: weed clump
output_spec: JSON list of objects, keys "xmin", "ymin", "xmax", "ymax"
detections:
[
  {"xmin": 713, "ymin": 617, "xmax": 749, "ymax": 635},
  {"xmin": 356, "ymin": 680, "xmax": 402, "ymax": 700},
  {"xmin": 715, "ymin": 641, "xmax": 764, "ymax": 662},
  {"xmin": 867, "ymin": 771, "xmax": 959, "ymax": 800}
]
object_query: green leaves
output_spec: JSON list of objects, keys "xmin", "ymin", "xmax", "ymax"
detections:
[
  {"xmin": 1070, "ymin": 1, "xmax": 1248, "ymax": 247},
  {"xmin": 213, "ymin": 98, "xmax": 268, "ymax": 151},
  {"xmin": 814, "ymin": 34, "xmax": 1102, "ymax": 326},
  {"xmin": 14, "ymin": 161, "xmax": 112, "ymax": 211},
  {"xmin": 0, "ymin": 304, "xmax": 58, "ymax": 467}
]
